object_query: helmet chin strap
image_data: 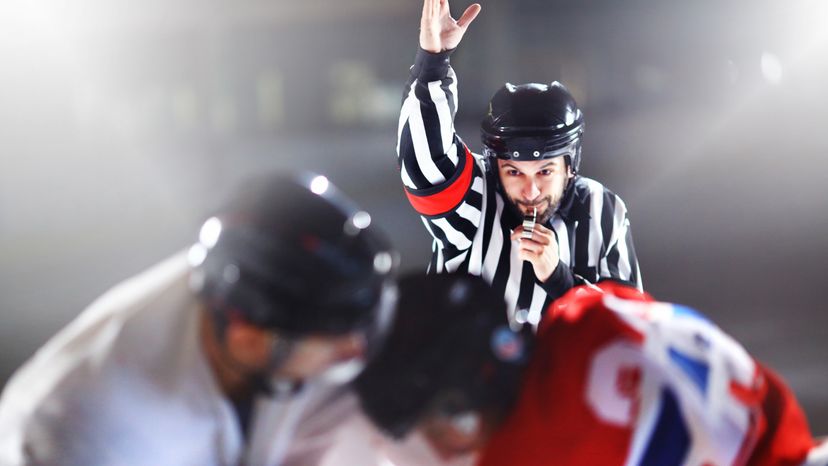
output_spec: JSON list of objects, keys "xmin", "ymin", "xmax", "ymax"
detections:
[{"xmin": 253, "ymin": 335, "xmax": 301, "ymax": 397}]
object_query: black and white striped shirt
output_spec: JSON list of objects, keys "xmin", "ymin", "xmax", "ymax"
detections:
[{"xmin": 398, "ymin": 48, "xmax": 642, "ymax": 326}]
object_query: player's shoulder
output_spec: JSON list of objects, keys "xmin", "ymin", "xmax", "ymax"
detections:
[
  {"xmin": 569, "ymin": 176, "xmax": 630, "ymax": 215},
  {"xmin": 542, "ymin": 283, "xmax": 649, "ymax": 332},
  {"xmin": 0, "ymin": 253, "xmax": 196, "ymax": 426},
  {"xmin": 86, "ymin": 252, "xmax": 191, "ymax": 321},
  {"xmin": 571, "ymin": 176, "xmax": 622, "ymax": 199},
  {"xmin": 0, "ymin": 347, "xmax": 144, "ymax": 462},
  {"xmin": 1, "ymin": 361, "xmax": 221, "ymax": 465}
]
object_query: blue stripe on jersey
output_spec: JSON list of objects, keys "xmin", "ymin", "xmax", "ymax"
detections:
[
  {"xmin": 672, "ymin": 304, "xmax": 711, "ymax": 324},
  {"xmin": 668, "ymin": 347, "xmax": 710, "ymax": 397},
  {"xmin": 639, "ymin": 388, "xmax": 690, "ymax": 466}
]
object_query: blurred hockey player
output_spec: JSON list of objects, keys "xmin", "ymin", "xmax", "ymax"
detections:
[
  {"xmin": 0, "ymin": 172, "xmax": 398, "ymax": 465},
  {"xmin": 356, "ymin": 273, "xmax": 828, "ymax": 465}
]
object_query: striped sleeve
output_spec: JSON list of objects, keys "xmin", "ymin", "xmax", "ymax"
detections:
[
  {"xmin": 417, "ymin": 164, "xmax": 486, "ymax": 263},
  {"xmin": 598, "ymin": 190, "xmax": 643, "ymax": 291},
  {"xmin": 398, "ymin": 48, "xmax": 474, "ymax": 217}
]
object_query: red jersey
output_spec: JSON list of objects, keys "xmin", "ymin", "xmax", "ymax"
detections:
[{"xmin": 478, "ymin": 283, "xmax": 827, "ymax": 466}]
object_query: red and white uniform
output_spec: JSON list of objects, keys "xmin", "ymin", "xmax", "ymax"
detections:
[{"xmin": 478, "ymin": 283, "xmax": 827, "ymax": 466}]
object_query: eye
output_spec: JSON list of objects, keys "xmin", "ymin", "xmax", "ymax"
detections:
[
  {"xmin": 506, "ymin": 169, "xmax": 521, "ymax": 177},
  {"xmin": 539, "ymin": 169, "xmax": 553, "ymax": 176}
]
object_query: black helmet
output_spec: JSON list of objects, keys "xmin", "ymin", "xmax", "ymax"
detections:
[
  {"xmin": 354, "ymin": 272, "xmax": 532, "ymax": 439},
  {"xmin": 481, "ymin": 82, "xmax": 585, "ymax": 172},
  {"xmin": 189, "ymin": 171, "xmax": 397, "ymax": 337}
]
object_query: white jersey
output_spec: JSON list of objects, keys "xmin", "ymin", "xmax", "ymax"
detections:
[{"xmin": 0, "ymin": 253, "xmax": 357, "ymax": 466}]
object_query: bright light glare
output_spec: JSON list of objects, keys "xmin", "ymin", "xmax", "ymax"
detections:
[
  {"xmin": 760, "ymin": 52, "xmax": 783, "ymax": 84},
  {"xmin": 793, "ymin": 0, "xmax": 828, "ymax": 45},
  {"xmin": 6, "ymin": 0, "xmax": 83, "ymax": 57},
  {"xmin": 310, "ymin": 175, "xmax": 329, "ymax": 195},
  {"xmin": 9, "ymin": 0, "xmax": 63, "ymax": 39},
  {"xmin": 199, "ymin": 217, "xmax": 222, "ymax": 248},
  {"xmin": 373, "ymin": 251, "xmax": 393, "ymax": 274},
  {"xmin": 352, "ymin": 211, "xmax": 371, "ymax": 230},
  {"xmin": 187, "ymin": 244, "xmax": 207, "ymax": 267}
]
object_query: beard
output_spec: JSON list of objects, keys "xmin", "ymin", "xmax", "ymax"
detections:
[{"xmin": 505, "ymin": 186, "xmax": 566, "ymax": 225}]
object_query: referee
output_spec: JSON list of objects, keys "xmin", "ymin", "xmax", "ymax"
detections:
[{"xmin": 398, "ymin": 0, "xmax": 642, "ymax": 326}]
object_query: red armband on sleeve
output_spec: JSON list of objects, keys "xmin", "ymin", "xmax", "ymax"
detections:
[{"xmin": 404, "ymin": 146, "xmax": 474, "ymax": 216}]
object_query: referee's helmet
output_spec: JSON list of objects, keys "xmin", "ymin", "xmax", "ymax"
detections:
[{"xmin": 481, "ymin": 82, "xmax": 585, "ymax": 173}]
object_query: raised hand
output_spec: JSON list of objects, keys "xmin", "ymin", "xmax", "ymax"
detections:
[{"xmin": 419, "ymin": 0, "xmax": 481, "ymax": 53}]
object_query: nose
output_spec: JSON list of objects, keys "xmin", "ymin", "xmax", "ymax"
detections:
[{"xmin": 522, "ymin": 178, "xmax": 541, "ymax": 202}]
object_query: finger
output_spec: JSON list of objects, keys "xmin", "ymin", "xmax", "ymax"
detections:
[
  {"xmin": 512, "ymin": 226, "xmax": 548, "ymax": 245},
  {"xmin": 518, "ymin": 241, "xmax": 544, "ymax": 255},
  {"xmin": 512, "ymin": 230, "xmax": 548, "ymax": 245},
  {"xmin": 456, "ymin": 3, "xmax": 481, "ymax": 29},
  {"xmin": 530, "ymin": 224, "xmax": 555, "ymax": 244},
  {"xmin": 517, "ymin": 248, "xmax": 536, "ymax": 264},
  {"xmin": 423, "ymin": 0, "xmax": 436, "ymax": 21},
  {"xmin": 533, "ymin": 223, "xmax": 553, "ymax": 236},
  {"xmin": 512, "ymin": 229, "xmax": 537, "ymax": 243},
  {"xmin": 531, "ymin": 224, "xmax": 553, "ymax": 239},
  {"xmin": 525, "ymin": 231, "xmax": 550, "ymax": 246}
]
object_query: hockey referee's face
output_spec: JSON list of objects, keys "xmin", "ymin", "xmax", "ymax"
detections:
[{"xmin": 497, "ymin": 156, "xmax": 573, "ymax": 224}]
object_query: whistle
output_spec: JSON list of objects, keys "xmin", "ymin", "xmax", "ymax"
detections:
[{"xmin": 521, "ymin": 207, "xmax": 537, "ymax": 240}]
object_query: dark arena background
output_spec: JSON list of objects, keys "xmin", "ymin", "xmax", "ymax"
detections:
[{"xmin": 1, "ymin": 0, "xmax": 827, "ymax": 433}]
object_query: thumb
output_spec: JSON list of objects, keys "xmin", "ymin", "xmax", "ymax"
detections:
[{"xmin": 456, "ymin": 3, "xmax": 481, "ymax": 29}]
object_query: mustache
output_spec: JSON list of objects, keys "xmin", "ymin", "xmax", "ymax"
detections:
[{"xmin": 514, "ymin": 198, "xmax": 549, "ymax": 208}]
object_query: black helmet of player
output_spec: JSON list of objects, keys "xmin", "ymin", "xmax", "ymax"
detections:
[
  {"xmin": 189, "ymin": 172, "xmax": 398, "ymax": 389},
  {"xmin": 354, "ymin": 272, "xmax": 532, "ymax": 439},
  {"xmin": 481, "ymin": 82, "xmax": 585, "ymax": 173}
]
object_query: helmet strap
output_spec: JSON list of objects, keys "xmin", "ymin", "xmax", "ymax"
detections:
[{"xmin": 256, "ymin": 334, "xmax": 300, "ymax": 397}]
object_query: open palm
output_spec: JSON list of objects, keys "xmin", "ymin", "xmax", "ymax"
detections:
[{"xmin": 420, "ymin": 0, "xmax": 481, "ymax": 53}]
